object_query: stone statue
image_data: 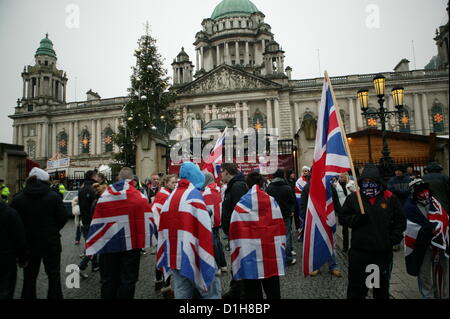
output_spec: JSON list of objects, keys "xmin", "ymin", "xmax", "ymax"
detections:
[{"xmin": 301, "ymin": 115, "xmax": 317, "ymax": 141}]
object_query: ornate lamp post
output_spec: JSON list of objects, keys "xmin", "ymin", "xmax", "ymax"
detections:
[{"xmin": 357, "ymin": 75, "xmax": 405, "ymax": 179}]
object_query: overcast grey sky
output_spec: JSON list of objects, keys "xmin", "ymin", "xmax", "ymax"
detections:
[{"xmin": 0, "ymin": 0, "xmax": 447, "ymax": 144}]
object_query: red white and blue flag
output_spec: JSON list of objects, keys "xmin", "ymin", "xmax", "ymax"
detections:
[
  {"xmin": 302, "ymin": 76, "xmax": 352, "ymax": 276},
  {"xmin": 295, "ymin": 176, "xmax": 308, "ymax": 211},
  {"xmin": 202, "ymin": 128, "xmax": 227, "ymax": 180},
  {"xmin": 150, "ymin": 187, "xmax": 171, "ymax": 230},
  {"xmin": 229, "ymin": 185, "xmax": 286, "ymax": 280},
  {"xmin": 202, "ymin": 183, "xmax": 222, "ymax": 228},
  {"xmin": 156, "ymin": 179, "xmax": 216, "ymax": 291},
  {"xmin": 86, "ymin": 179, "xmax": 155, "ymax": 255}
]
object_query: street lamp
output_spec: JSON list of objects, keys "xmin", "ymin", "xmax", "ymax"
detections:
[{"xmin": 357, "ymin": 75, "xmax": 405, "ymax": 179}]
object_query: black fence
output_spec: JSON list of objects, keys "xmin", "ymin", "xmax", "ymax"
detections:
[{"xmin": 353, "ymin": 157, "xmax": 431, "ymax": 179}]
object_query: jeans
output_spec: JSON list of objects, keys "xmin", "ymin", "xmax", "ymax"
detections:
[
  {"xmin": 79, "ymin": 225, "xmax": 98, "ymax": 270},
  {"xmin": 172, "ymin": 269, "xmax": 221, "ymax": 299},
  {"xmin": 0, "ymin": 257, "xmax": 17, "ymax": 299},
  {"xmin": 21, "ymin": 254, "xmax": 63, "ymax": 299},
  {"xmin": 213, "ymin": 227, "xmax": 227, "ymax": 268},
  {"xmin": 284, "ymin": 217, "xmax": 293, "ymax": 263},
  {"xmin": 99, "ymin": 249, "xmax": 141, "ymax": 299},
  {"xmin": 418, "ymin": 247, "xmax": 449, "ymax": 299}
]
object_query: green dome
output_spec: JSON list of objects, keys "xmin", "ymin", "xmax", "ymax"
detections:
[
  {"xmin": 211, "ymin": 0, "xmax": 259, "ymax": 20},
  {"xmin": 35, "ymin": 34, "xmax": 57, "ymax": 58}
]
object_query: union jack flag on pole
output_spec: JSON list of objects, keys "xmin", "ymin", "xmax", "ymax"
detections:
[
  {"xmin": 86, "ymin": 179, "xmax": 156, "ymax": 256},
  {"xmin": 156, "ymin": 179, "xmax": 216, "ymax": 291},
  {"xmin": 229, "ymin": 185, "xmax": 286, "ymax": 280},
  {"xmin": 302, "ymin": 74, "xmax": 352, "ymax": 276},
  {"xmin": 202, "ymin": 128, "xmax": 227, "ymax": 180}
]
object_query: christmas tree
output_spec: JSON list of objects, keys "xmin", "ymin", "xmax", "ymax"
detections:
[{"xmin": 113, "ymin": 23, "xmax": 176, "ymax": 169}]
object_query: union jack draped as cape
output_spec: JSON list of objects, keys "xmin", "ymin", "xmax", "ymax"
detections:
[
  {"xmin": 404, "ymin": 197, "xmax": 449, "ymax": 275},
  {"xmin": 202, "ymin": 183, "xmax": 222, "ymax": 228},
  {"xmin": 229, "ymin": 185, "xmax": 286, "ymax": 280},
  {"xmin": 295, "ymin": 176, "xmax": 308, "ymax": 214},
  {"xmin": 86, "ymin": 180, "xmax": 156, "ymax": 255},
  {"xmin": 156, "ymin": 179, "xmax": 216, "ymax": 291},
  {"xmin": 150, "ymin": 187, "xmax": 171, "ymax": 229},
  {"xmin": 302, "ymin": 76, "xmax": 352, "ymax": 276}
]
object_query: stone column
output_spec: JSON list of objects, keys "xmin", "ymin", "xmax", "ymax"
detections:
[
  {"xmin": 182, "ymin": 106, "xmax": 187, "ymax": 128},
  {"xmin": 69, "ymin": 121, "xmax": 74, "ymax": 156},
  {"xmin": 114, "ymin": 118, "xmax": 119, "ymax": 153},
  {"xmin": 266, "ymin": 99, "xmax": 273, "ymax": 129},
  {"xmin": 422, "ymin": 94, "xmax": 430, "ymax": 134},
  {"xmin": 355, "ymin": 98, "xmax": 364, "ymax": 129},
  {"xmin": 196, "ymin": 49, "xmax": 199, "ymax": 72},
  {"xmin": 235, "ymin": 102, "xmax": 241, "ymax": 129},
  {"xmin": 348, "ymin": 98, "xmax": 356, "ymax": 133},
  {"xmin": 274, "ymin": 98, "xmax": 281, "ymax": 131},
  {"xmin": 294, "ymin": 102, "xmax": 300, "ymax": 133},
  {"xmin": 97, "ymin": 119, "xmax": 102, "ymax": 155},
  {"xmin": 27, "ymin": 79, "xmax": 32, "ymax": 99},
  {"xmin": 22, "ymin": 79, "xmax": 26, "ymax": 99},
  {"xmin": 52, "ymin": 123, "xmax": 56, "ymax": 155},
  {"xmin": 18, "ymin": 125, "xmax": 23, "ymax": 146},
  {"xmin": 74, "ymin": 121, "xmax": 79, "ymax": 156},
  {"xmin": 212, "ymin": 104, "xmax": 217, "ymax": 120},
  {"xmin": 245, "ymin": 42, "xmax": 250, "ymax": 65},
  {"xmin": 413, "ymin": 94, "xmax": 423, "ymax": 134},
  {"xmin": 205, "ymin": 105, "xmax": 211, "ymax": 123},
  {"xmin": 216, "ymin": 45, "xmax": 220, "ymax": 66},
  {"xmin": 242, "ymin": 101, "xmax": 249, "ymax": 130},
  {"xmin": 63, "ymin": 84, "xmax": 66, "ymax": 102},
  {"xmin": 37, "ymin": 123, "xmax": 42, "ymax": 158},
  {"xmin": 200, "ymin": 47, "xmax": 204, "ymax": 70},
  {"xmin": 177, "ymin": 68, "xmax": 181, "ymax": 85},
  {"xmin": 42, "ymin": 123, "xmax": 48, "ymax": 158},
  {"xmin": 235, "ymin": 41, "xmax": 239, "ymax": 64},
  {"xmin": 225, "ymin": 42, "xmax": 230, "ymax": 65},
  {"xmin": 91, "ymin": 120, "xmax": 96, "ymax": 155},
  {"xmin": 12, "ymin": 125, "xmax": 17, "ymax": 145},
  {"xmin": 262, "ymin": 39, "xmax": 265, "ymax": 53}
]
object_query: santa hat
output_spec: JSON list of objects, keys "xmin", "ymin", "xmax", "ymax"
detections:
[
  {"xmin": 29, "ymin": 167, "xmax": 50, "ymax": 182},
  {"xmin": 302, "ymin": 166, "xmax": 311, "ymax": 171}
]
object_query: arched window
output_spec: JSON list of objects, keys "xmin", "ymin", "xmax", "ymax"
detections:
[
  {"xmin": 58, "ymin": 131, "xmax": 68, "ymax": 155},
  {"xmin": 80, "ymin": 129, "xmax": 91, "ymax": 154},
  {"xmin": 399, "ymin": 106, "xmax": 411, "ymax": 133},
  {"xmin": 26, "ymin": 140, "xmax": 36, "ymax": 159},
  {"xmin": 103, "ymin": 127, "xmax": 114, "ymax": 153},
  {"xmin": 302, "ymin": 113, "xmax": 317, "ymax": 140},
  {"xmin": 432, "ymin": 101, "xmax": 445, "ymax": 133}
]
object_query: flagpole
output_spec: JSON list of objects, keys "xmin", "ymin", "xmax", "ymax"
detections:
[{"xmin": 324, "ymin": 71, "xmax": 366, "ymax": 215}]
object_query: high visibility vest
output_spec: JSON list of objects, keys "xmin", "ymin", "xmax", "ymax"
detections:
[{"xmin": 1, "ymin": 184, "xmax": 10, "ymax": 203}]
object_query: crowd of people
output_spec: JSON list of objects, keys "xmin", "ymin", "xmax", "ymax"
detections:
[{"xmin": 0, "ymin": 160, "xmax": 448, "ymax": 300}]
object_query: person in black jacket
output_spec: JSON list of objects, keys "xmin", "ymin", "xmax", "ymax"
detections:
[
  {"xmin": 0, "ymin": 201, "xmax": 27, "ymax": 299},
  {"xmin": 340, "ymin": 163, "xmax": 406, "ymax": 299},
  {"xmin": 267, "ymin": 169, "xmax": 297, "ymax": 265},
  {"xmin": 77, "ymin": 170, "xmax": 100, "ymax": 277},
  {"xmin": 422, "ymin": 161, "xmax": 449, "ymax": 214},
  {"xmin": 220, "ymin": 163, "xmax": 248, "ymax": 299},
  {"xmin": 10, "ymin": 168, "xmax": 68, "ymax": 299}
]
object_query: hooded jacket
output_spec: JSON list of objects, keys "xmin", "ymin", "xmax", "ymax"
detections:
[
  {"xmin": 10, "ymin": 179, "xmax": 68, "ymax": 256},
  {"xmin": 221, "ymin": 173, "xmax": 248, "ymax": 236},
  {"xmin": 340, "ymin": 164, "xmax": 406, "ymax": 253},
  {"xmin": 180, "ymin": 162, "xmax": 205, "ymax": 190},
  {"xmin": 78, "ymin": 179, "xmax": 97, "ymax": 227},
  {"xmin": 422, "ymin": 162, "xmax": 449, "ymax": 214},
  {"xmin": 266, "ymin": 177, "xmax": 297, "ymax": 219},
  {"xmin": 0, "ymin": 201, "xmax": 26, "ymax": 263}
]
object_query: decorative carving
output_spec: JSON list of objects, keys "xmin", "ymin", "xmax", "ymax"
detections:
[{"xmin": 181, "ymin": 66, "xmax": 278, "ymax": 95}]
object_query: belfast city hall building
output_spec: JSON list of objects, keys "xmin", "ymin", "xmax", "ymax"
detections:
[{"xmin": 9, "ymin": 0, "xmax": 449, "ymax": 177}]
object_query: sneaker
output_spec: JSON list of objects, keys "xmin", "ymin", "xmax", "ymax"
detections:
[
  {"xmin": 141, "ymin": 249, "xmax": 147, "ymax": 255},
  {"xmin": 77, "ymin": 269, "xmax": 89, "ymax": 279},
  {"xmin": 291, "ymin": 251, "xmax": 297, "ymax": 256},
  {"xmin": 74, "ymin": 241, "xmax": 80, "ymax": 246},
  {"xmin": 92, "ymin": 266, "xmax": 100, "ymax": 273},
  {"xmin": 161, "ymin": 287, "xmax": 174, "ymax": 299},
  {"xmin": 329, "ymin": 269, "xmax": 342, "ymax": 277},
  {"xmin": 309, "ymin": 270, "xmax": 320, "ymax": 277},
  {"xmin": 220, "ymin": 266, "xmax": 228, "ymax": 273},
  {"xmin": 216, "ymin": 269, "xmax": 222, "ymax": 275},
  {"xmin": 154, "ymin": 280, "xmax": 164, "ymax": 291},
  {"xmin": 287, "ymin": 258, "xmax": 297, "ymax": 266}
]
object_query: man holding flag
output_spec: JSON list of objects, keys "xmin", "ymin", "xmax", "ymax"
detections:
[{"xmin": 302, "ymin": 73, "xmax": 353, "ymax": 279}]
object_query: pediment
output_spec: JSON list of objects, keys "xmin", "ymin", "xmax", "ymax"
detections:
[{"xmin": 178, "ymin": 65, "xmax": 281, "ymax": 96}]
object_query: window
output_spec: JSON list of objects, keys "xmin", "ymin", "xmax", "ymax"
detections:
[
  {"xmin": 58, "ymin": 131, "xmax": 68, "ymax": 155},
  {"xmin": 27, "ymin": 140, "xmax": 36, "ymax": 159},
  {"xmin": 103, "ymin": 127, "xmax": 114, "ymax": 153},
  {"xmin": 45, "ymin": 61, "xmax": 48, "ymax": 66},
  {"xmin": 80, "ymin": 129, "xmax": 90, "ymax": 154},
  {"xmin": 366, "ymin": 107, "xmax": 378, "ymax": 128},
  {"xmin": 399, "ymin": 106, "xmax": 411, "ymax": 133},
  {"xmin": 432, "ymin": 101, "xmax": 445, "ymax": 133}
]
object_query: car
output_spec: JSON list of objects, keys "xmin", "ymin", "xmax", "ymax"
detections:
[{"xmin": 63, "ymin": 190, "xmax": 78, "ymax": 218}]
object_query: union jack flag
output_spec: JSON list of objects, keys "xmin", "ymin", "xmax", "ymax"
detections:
[
  {"xmin": 150, "ymin": 187, "xmax": 171, "ymax": 229},
  {"xmin": 156, "ymin": 179, "xmax": 216, "ymax": 291},
  {"xmin": 302, "ymin": 76, "xmax": 352, "ymax": 276},
  {"xmin": 202, "ymin": 128, "xmax": 227, "ymax": 179},
  {"xmin": 295, "ymin": 176, "xmax": 308, "ymax": 212},
  {"xmin": 85, "ymin": 179, "xmax": 155, "ymax": 256},
  {"xmin": 202, "ymin": 183, "xmax": 222, "ymax": 228},
  {"xmin": 229, "ymin": 185, "xmax": 286, "ymax": 280}
]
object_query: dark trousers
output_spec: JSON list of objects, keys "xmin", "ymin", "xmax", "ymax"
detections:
[
  {"xmin": 342, "ymin": 225, "xmax": 349, "ymax": 250},
  {"xmin": 213, "ymin": 227, "xmax": 227, "ymax": 268},
  {"xmin": 79, "ymin": 225, "xmax": 98, "ymax": 270},
  {"xmin": 21, "ymin": 254, "xmax": 63, "ymax": 299},
  {"xmin": 347, "ymin": 249, "xmax": 392, "ymax": 299},
  {"xmin": 0, "ymin": 258, "xmax": 17, "ymax": 299},
  {"xmin": 242, "ymin": 276, "xmax": 281, "ymax": 299},
  {"xmin": 75, "ymin": 224, "xmax": 82, "ymax": 242},
  {"xmin": 99, "ymin": 249, "xmax": 141, "ymax": 299}
]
